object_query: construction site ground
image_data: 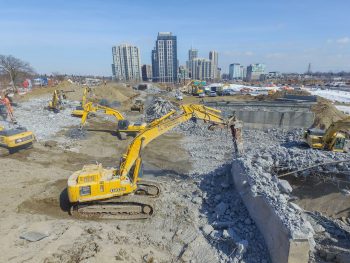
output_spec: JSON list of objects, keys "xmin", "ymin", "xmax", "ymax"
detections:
[{"xmin": 1, "ymin": 82, "xmax": 350, "ymax": 263}]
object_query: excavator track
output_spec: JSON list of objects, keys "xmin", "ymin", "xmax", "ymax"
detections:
[
  {"xmin": 70, "ymin": 180, "xmax": 161, "ymax": 220},
  {"xmin": 70, "ymin": 195, "xmax": 155, "ymax": 220}
]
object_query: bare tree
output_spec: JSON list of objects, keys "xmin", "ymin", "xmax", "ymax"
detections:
[{"xmin": 0, "ymin": 55, "xmax": 34, "ymax": 92}]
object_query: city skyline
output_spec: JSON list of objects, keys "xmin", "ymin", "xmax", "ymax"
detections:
[{"xmin": 1, "ymin": 0, "xmax": 350, "ymax": 75}]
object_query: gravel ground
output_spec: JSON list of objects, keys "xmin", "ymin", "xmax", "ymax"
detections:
[{"xmin": 0, "ymin": 97, "xmax": 81, "ymax": 141}]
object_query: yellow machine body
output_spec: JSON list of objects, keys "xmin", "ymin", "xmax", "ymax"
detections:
[
  {"xmin": 0, "ymin": 126, "xmax": 35, "ymax": 149},
  {"xmin": 68, "ymin": 163, "xmax": 141, "ymax": 203}
]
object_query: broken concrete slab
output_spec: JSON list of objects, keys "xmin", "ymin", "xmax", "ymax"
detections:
[
  {"xmin": 278, "ymin": 179, "xmax": 293, "ymax": 194},
  {"xmin": 231, "ymin": 160, "xmax": 312, "ymax": 263},
  {"xmin": 20, "ymin": 231, "xmax": 48, "ymax": 242}
]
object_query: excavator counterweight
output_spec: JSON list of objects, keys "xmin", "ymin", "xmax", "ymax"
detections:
[{"xmin": 0, "ymin": 126, "xmax": 35, "ymax": 156}]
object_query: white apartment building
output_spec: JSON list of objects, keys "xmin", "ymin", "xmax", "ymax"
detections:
[{"xmin": 112, "ymin": 44, "xmax": 141, "ymax": 81}]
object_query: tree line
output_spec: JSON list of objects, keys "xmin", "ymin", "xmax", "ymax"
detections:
[{"xmin": 0, "ymin": 54, "xmax": 34, "ymax": 92}]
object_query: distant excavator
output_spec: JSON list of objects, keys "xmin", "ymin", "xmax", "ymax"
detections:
[
  {"xmin": 304, "ymin": 117, "xmax": 350, "ymax": 152},
  {"xmin": 0, "ymin": 126, "xmax": 35, "ymax": 156},
  {"xmin": 80, "ymin": 102, "xmax": 148, "ymax": 139},
  {"xmin": 47, "ymin": 90, "xmax": 74, "ymax": 112},
  {"xmin": 180, "ymin": 80, "xmax": 206, "ymax": 96},
  {"xmin": 71, "ymin": 87, "xmax": 92, "ymax": 117},
  {"xmin": 68, "ymin": 104, "xmax": 228, "ymax": 219}
]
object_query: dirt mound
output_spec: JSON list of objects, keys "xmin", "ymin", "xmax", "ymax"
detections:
[
  {"xmin": 16, "ymin": 81, "xmax": 137, "ymax": 105},
  {"xmin": 91, "ymin": 83, "xmax": 135, "ymax": 103},
  {"xmin": 311, "ymin": 98, "xmax": 347, "ymax": 129}
]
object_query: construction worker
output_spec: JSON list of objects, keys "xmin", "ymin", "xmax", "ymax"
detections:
[
  {"xmin": 1, "ymin": 93, "xmax": 16, "ymax": 123},
  {"xmin": 229, "ymin": 115, "xmax": 244, "ymax": 157}
]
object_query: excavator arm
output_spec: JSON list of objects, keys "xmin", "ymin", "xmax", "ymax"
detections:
[
  {"xmin": 118, "ymin": 104, "xmax": 226, "ymax": 180},
  {"xmin": 81, "ymin": 87, "xmax": 91, "ymax": 107},
  {"xmin": 80, "ymin": 102, "xmax": 125, "ymax": 127}
]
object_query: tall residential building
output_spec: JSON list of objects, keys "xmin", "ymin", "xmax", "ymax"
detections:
[
  {"xmin": 188, "ymin": 48, "xmax": 198, "ymax": 61},
  {"xmin": 246, "ymin": 63, "xmax": 266, "ymax": 81},
  {"xmin": 186, "ymin": 48, "xmax": 198, "ymax": 78},
  {"xmin": 141, "ymin": 64, "xmax": 152, "ymax": 81},
  {"xmin": 229, "ymin": 63, "xmax": 242, "ymax": 80},
  {"xmin": 209, "ymin": 50, "xmax": 219, "ymax": 80},
  {"xmin": 190, "ymin": 58, "xmax": 212, "ymax": 81},
  {"xmin": 112, "ymin": 43, "xmax": 141, "ymax": 81},
  {"xmin": 151, "ymin": 32, "xmax": 178, "ymax": 83}
]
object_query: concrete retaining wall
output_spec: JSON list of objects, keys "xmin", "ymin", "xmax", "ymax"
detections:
[
  {"xmin": 234, "ymin": 110, "xmax": 314, "ymax": 129},
  {"xmin": 231, "ymin": 160, "xmax": 311, "ymax": 263},
  {"xmin": 205, "ymin": 101, "xmax": 315, "ymax": 129}
]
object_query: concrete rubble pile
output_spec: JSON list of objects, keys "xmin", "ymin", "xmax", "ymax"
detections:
[
  {"xmin": 175, "ymin": 125, "xmax": 271, "ymax": 263},
  {"xmin": 145, "ymin": 97, "xmax": 177, "ymax": 122},
  {"xmin": 144, "ymin": 85, "xmax": 161, "ymax": 94},
  {"xmin": 306, "ymin": 212, "xmax": 350, "ymax": 263},
  {"xmin": 177, "ymin": 122, "xmax": 350, "ymax": 262},
  {"xmin": 8, "ymin": 97, "xmax": 81, "ymax": 141},
  {"xmin": 237, "ymin": 128, "xmax": 350, "ymax": 257}
]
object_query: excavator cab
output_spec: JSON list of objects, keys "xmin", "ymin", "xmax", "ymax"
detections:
[
  {"xmin": 332, "ymin": 135, "xmax": 346, "ymax": 152},
  {"xmin": 117, "ymin": 120, "xmax": 130, "ymax": 131}
]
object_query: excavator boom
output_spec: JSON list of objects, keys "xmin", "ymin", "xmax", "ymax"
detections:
[
  {"xmin": 119, "ymin": 104, "xmax": 226, "ymax": 179},
  {"xmin": 79, "ymin": 102, "xmax": 147, "ymax": 139},
  {"xmin": 80, "ymin": 102, "xmax": 125, "ymax": 126}
]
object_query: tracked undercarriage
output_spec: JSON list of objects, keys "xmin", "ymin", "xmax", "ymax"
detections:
[{"xmin": 70, "ymin": 180, "xmax": 160, "ymax": 220}]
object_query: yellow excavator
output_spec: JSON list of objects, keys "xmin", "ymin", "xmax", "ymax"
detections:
[
  {"xmin": 80, "ymin": 102, "xmax": 148, "ymax": 139},
  {"xmin": 0, "ymin": 125, "xmax": 35, "ymax": 156},
  {"xmin": 304, "ymin": 117, "xmax": 350, "ymax": 152},
  {"xmin": 71, "ymin": 87, "xmax": 91, "ymax": 117},
  {"xmin": 180, "ymin": 80, "xmax": 206, "ymax": 95},
  {"xmin": 67, "ymin": 104, "xmax": 227, "ymax": 219},
  {"xmin": 48, "ymin": 90, "xmax": 64, "ymax": 112}
]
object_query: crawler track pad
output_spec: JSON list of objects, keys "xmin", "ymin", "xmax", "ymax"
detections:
[{"xmin": 70, "ymin": 195, "xmax": 155, "ymax": 220}]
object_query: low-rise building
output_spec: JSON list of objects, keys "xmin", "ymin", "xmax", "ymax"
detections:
[{"xmin": 246, "ymin": 63, "xmax": 266, "ymax": 81}]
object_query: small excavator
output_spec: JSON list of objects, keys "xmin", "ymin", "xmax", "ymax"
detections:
[
  {"xmin": 304, "ymin": 117, "xmax": 350, "ymax": 152},
  {"xmin": 48, "ymin": 90, "xmax": 66, "ymax": 112},
  {"xmin": 48, "ymin": 89, "xmax": 74, "ymax": 112},
  {"xmin": 80, "ymin": 102, "xmax": 148, "ymax": 139},
  {"xmin": 0, "ymin": 125, "xmax": 35, "ymax": 156},
  {"xmin": 71, "ymin": 87, "xmax": 91, "ymax": 117},
  {"xmin": 67, "ymin": 104, "xmax": 228, "ymax": 219}
]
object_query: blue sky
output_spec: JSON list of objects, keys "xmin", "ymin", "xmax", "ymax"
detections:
[{"xmin": 1, "ymin": 0, "xmax": 349, "ymax": 75}]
